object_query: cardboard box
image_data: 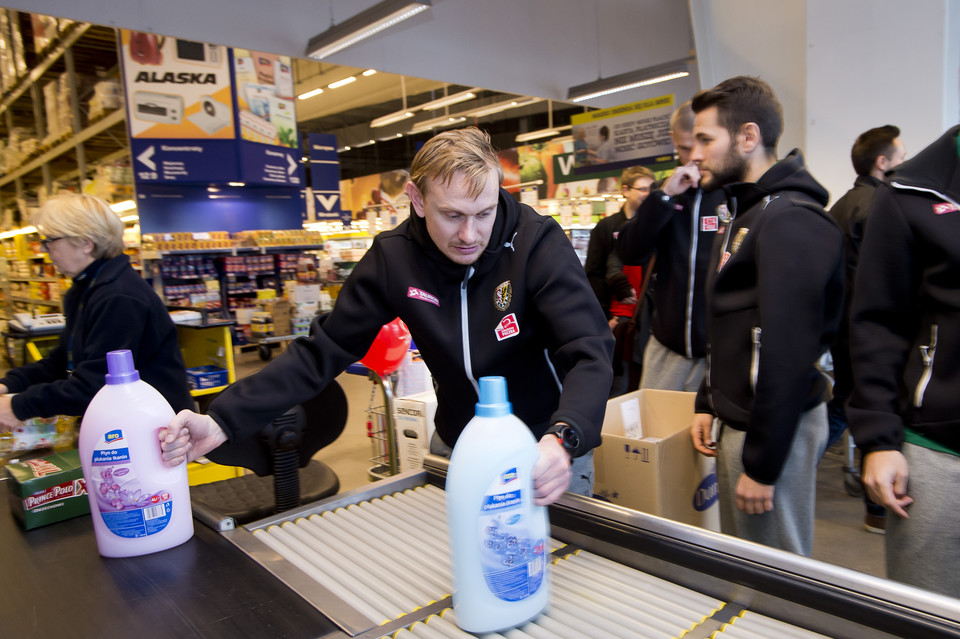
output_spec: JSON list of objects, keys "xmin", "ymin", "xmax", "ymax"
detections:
[
  {"xmin": 393, "ymin": 391, "xmax": 437, "ymax": 473},
  {"xmin": 593, "ymin": 389, "xmax": 719, "ymax": 531},
  {"xmin": 266, "ymin": 299, "xmax": 293, "ymax": 336},
  {"xmin": 5, "ymin": 449, "xmax": 90, "ymax": 530}
]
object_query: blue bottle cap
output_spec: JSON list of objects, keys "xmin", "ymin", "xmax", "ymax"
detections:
[
  {"xmin": 105, "ymin": 349, "xmax": 140, "ymax": 385},
  {"xmin": 475, "ymin": 376, "xmax": 512, "ymax": 417}
]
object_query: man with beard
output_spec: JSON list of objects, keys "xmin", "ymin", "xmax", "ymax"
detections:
[{"xmin": 684, "ymin": 77, "xmax": 844, "ymax": 555}]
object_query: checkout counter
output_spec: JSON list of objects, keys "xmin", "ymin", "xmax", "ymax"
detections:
[{"xmin": 3, "ymin": 455, "xmax": 960, "ymax": 639}]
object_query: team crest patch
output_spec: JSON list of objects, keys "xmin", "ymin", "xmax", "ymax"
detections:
[
  {"xmin": 496, "ymin": 314, "xmax": 520, "ymax": 341},
  {"xmin": 701, "ymin": 216, "xmax": 719, "ymax": 232},
  {"xmin": 494, "ymin": 281, "xmax": 512, "ymax": 311},
  {"xmin": 933, "ymin": 202, "xmax": 960, "ymax": 215},
  {"xmin": 716, "ymin": 203, "xmax": 732, "ymax": 224},
  {"xmin": 408, "ymin": 287, "xmax": 439, "ymax": 306}
]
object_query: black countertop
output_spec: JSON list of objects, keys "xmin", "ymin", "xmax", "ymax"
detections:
[{"xmin": 0, "ymin": 479, "xmax": 343, "ymax": 639}]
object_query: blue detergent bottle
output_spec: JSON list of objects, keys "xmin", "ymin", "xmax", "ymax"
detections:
[{"xmin": 445, "ymin": 376, "xmax": 550, "ymax": 632}]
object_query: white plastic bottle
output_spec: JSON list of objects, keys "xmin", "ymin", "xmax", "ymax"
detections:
[
  {"xmin": 79, "ymin": 349, "xmax": 194, "ymax": 557},
  {"xmin": 445, "ymin": 376, "xmax": 550, "ymax": 633}
]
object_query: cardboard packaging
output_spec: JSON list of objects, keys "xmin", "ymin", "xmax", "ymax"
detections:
[
  {"xmin": 593, "ymin": 389, "xmax": 720, "ymax": 531},
  {"xmin": 266, "ymin": 299, "xmax": 293, "ymax": 336},
  {"xmin": 6, "ymin": 449, "xmax": 90, "ymax": 530},
  {"xmin": 393, "ymin": 391, "xmax": 437, "ymax": 473}
]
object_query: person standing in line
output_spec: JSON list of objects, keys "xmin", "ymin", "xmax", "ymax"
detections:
[
  {"xmin": 847, "ymin": 125, "xmax": 960, "ymax": 597},
  {"xmin": 159, "ymin": 127, "xmax": 614, "ymax": 505},
  {"xmin": 827, "ymin": 125, "xmax": 906, "ymax": 534},
  {"xmin": 687, "ymin": 77, "xmax": 844, "ymax": 556},
  {"xmin": 617, "ymin": 101, "xmax": 727, "ymax": 392},
  {"xmin": 584, "ymin": 165, "xmax": 656, "ymax": 396}
]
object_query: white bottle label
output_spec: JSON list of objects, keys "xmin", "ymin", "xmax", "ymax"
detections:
[
  {"xmin": 89, "ymin": 428, "xmax": 173, "ymax": 538},
  {"xmin": 478, "ymin": 466, "xmax": 545, "ymax": 602}
]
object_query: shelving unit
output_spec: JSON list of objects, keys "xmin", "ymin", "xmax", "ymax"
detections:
[{"xmin": 0, "ymin": 16, "xmax": 129, "ymax": 225}]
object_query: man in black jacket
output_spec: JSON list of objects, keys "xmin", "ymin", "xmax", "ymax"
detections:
[
  {"xmin": 686, "ymin": 77, "xmax": 844, "ymax": 556},
  {"xmin": 160, "ymin": 127, "xmax": 614, "ymax": 506},
  {"xmin": 847, "ymin": 125, "xmax": 960, "ymax": 597},
  {"xmin": 827, "ymin": 125, "xmax": 906, "ymax": 534},
  {"xmin": 617, "ymin": 101, "xmax": 726, "ymax": 392}
]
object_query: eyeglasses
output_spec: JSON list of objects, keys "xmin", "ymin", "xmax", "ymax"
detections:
[
  {"xmin": 624, "ymin": 185, "xmax": 651, "ymax": 193},
  {"xmin": 40, "ymin": 236, "xmax": 67, "ymax": 250}
]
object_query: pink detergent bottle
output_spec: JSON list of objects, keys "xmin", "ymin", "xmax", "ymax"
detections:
[{"xmin": 79, "ymin": 350, "xmax": 193, "ymax": 557}]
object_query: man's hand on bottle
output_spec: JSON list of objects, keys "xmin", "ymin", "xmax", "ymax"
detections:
[{"xmin": 159, "ymin": 410, "xmax": 228, "ymax": 467}]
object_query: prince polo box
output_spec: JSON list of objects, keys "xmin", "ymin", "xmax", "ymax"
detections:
[
  {"xmin": 593, "ymin": 389, "xmax": 720, "ymax": 531},
  {"xmin": 6, "ymin": 449, "xmax": 90, "ymax": 530},
  {"xmin": 393, "ymin": 390, "xmax": 437, "ymax": 473}
]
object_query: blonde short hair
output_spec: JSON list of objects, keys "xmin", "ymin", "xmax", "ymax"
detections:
[
  {"xmin": 409, "ymin": 127, "xmax": 503, "ymax": 199},
  {"xmin": 32, "ymin": 194, "xmax": 125, "ymax": 259}
]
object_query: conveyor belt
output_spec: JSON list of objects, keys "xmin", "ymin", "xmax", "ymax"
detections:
[{"xmin": 219, "ymin": 458, "xmax": 960, "ymax": 638}]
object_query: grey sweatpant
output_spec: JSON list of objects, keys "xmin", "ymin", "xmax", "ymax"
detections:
[
  {"xmin": 639, "ymin": 334, "xmax": 706, "ymax": 392},
  {"xmin": 886, "ymin": 442, "xmax": 960, "ymax": 597},
  {"xmin": 716, "ymin": 403, "xmax": 828, "ymax": 556}
]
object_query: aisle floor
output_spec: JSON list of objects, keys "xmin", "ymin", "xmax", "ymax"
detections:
[{"xmin": 234, "ymin": 346, "xmax": 885, "ymax": 580}]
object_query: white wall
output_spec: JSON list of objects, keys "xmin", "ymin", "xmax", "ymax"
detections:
[
  {"xmin": 8, "ymin": 0, "xmax": 699, "ymax": 109},
  {"xmin": 807, "ymin": 0, "xmax": 959, "ymax": 204},
  {"xmin": 690, "ymin": 0, "xmax": 959, "ymax": 206}
]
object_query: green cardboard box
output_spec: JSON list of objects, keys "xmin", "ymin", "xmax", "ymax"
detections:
[{"xmin": 5, "ymin": 449, "xmax": 89, "ymax": 530}]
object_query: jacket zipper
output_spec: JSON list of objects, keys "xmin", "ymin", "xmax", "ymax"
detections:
[
  {"xmin": 890, "ymin": 181, "xmax": 960, "ymax": 210},
  {"xmin": 914, "ymin": 324, "xmax": 938, "ymax": 408},
  {"xmin": 685, "ymin": 190, "xmax": 702, "ymax": 358},
  {"xmin": 750, "ymin": 326, "xmax": 762, "ymax": 394},
  {"xmin": 461, "ymin": 266, "xmax": 479, "ymax": 395}
]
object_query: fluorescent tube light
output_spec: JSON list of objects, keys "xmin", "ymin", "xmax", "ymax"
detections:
[
  {"xmin": 371, "ymin": 109, "xmax": 415, "ymax": 127},
  {"xmin": 362, "ymin": 69, "xmax": 377, "ymax": 76},
  {"xmin": 467, "ymin": 97, "xmax": 542, "ymax": 118},
  {"xmin": 567, "ymin": 57, "xmax": 694, "ymax": 103},
  {"xmin": 515, "ymin": 125, "xmax": 572, "ymax": 143},
  {"xmin": 410, "ymin": 115, "xmax": 467, "ymax": 133},
  {"xmin": 306, "ymin": 0, "xmax": 431, "ymax": 60},
  {"xmin": 418, "ymin": 89, "xmax": 477, "ymax": 111},
  {"xmin": 328, "ymin": 76, "xmax": 357, "ymax": 89},
  {"xmin": 297, "ymin": 88, "xmax": 323, "ymax": 100},
  {"xmin": 109, "ymin": 199, "xmax": 137, "ymax": 213}
]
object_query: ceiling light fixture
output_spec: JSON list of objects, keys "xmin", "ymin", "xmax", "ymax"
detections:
[
  {"xmin": 362, "ymin": 69, "xmax": 377, "ymax": 76},
  {"xmin": 328, "ymin": 76, "xmax": 357, "ymax": 89},
  {"xmin": 371, "ymin": 110, "xmax": 415, "ymax": 127},
  {"xmin": 515, "ymin": 125, "xmax": 572, "ymax": 143},
  {"xmin": 418, "ymin": 89, "xmax": 477, "ymax": 111},
  {"xmin": 297, "ymin": 88, "xmax": 323, "ymax": 100},
  {"xmin": 410, "ymin": 115, "xmax": 467, "ymax": 133},
  {"xmin": 306, "ymin": 0, "xmax": 431, "ymax": 60},
  {"xmin": 567, "ymin": 57, "xmax": 694, "ymax": 103},
  {"xmin": 109, "ymin": 199, "xmax": 137, "ymax": 213},
  {"xmin": 466, "ymin": 96, "xmax": 542, "ymax": 118}
]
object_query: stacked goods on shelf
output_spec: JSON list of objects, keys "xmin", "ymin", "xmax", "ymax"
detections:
[
  {"xmin": 160, "ymin": 254, "xmax": 221, "ymax": 310},
  {"xmin": 142, "ymin": 231, "xmax": 234, "ymax": 252},
  {"xmin": 231, "ymin": 229, "xmax": 324, "ymax": 247}
]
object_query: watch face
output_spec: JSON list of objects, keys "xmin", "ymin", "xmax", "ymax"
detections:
[{"xmin": 560, "ymin": 426, "xmax": 580, "ymax": 450}]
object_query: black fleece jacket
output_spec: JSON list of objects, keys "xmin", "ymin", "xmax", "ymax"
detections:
[
  {"xmin": 848, "ymin": 125, "xmax": 960, "ymax": 455},
  {"xmin": 694, "ymin": 150, "xmax": 844, "ymax": 484},
  {"xmin": 617, "ymin": 186, "xmax": 726, "ymax": 358},
  {"xmin": 207, "ymin": 189, "xmax": 614, "ymax": 457},
  {"xmin": 1, "ymin": 255, "xmax": 192, "ymax": 418}
]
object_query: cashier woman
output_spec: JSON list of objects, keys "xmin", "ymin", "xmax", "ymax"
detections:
[
  {"xmin": 0, "ymin": 194, "xmax": 192, "ymax": 430},
  {"xmin": 160, "ymin": 127, "xmax": 614, "ymax": 506}
]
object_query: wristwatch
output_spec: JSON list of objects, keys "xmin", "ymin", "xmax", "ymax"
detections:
[{"xmin": 551, "ymin": 424, "xmax": 581, "ymax": 457}]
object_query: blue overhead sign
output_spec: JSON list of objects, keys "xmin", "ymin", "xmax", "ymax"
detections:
[
  {"xmin": 308, "ymin": 133, "xmax": 342, "ymax": 220},
  {"xmin": 131, "ymin": 138, "xmax": 239, "ymax": 183},
  {"xmin": 239, "ymin": 140, "xmax": 304, "ymax": 186}
]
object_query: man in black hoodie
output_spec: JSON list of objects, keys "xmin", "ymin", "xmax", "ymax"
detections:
[
  {"xmin": 847, "ymin": 125, "xmax": 960, "ymax": 597},
  {"xmin": 686, "ymin": 77, "xmax": 844, "ymax": 556},
  {"xmin": 159, "ymin": 127, "xmax": 614, "ymax": 506}
]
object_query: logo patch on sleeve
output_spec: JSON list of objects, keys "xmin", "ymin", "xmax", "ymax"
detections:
[
  {"xmin": 407, "ymin": 287, "xmax": 439, "ymax": 306},
  {"xmin": 933, "ymin": 202, "xmax": 960, "ymax": 215},
  {"xmin": 495, "ymin": 313, "xmax": 520, "ymax": 341}
]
